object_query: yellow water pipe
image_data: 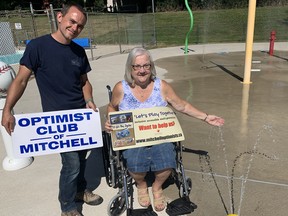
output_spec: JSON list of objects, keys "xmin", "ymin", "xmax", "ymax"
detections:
[{"xmin": 243, "ymin": 0, "xmax": 257, "ymax": 84}]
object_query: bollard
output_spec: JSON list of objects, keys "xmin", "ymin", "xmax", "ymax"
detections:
[
  {"xmin": 269, "ymin": 30, "xmax": 276, "ymax": 56},
  {"xmin": 1, "ymin": 98, "xmax": 34, "ymax": 171},
  {"xmin": 0, "ymin": 61, "xmax": 33, "ymax": 171}
]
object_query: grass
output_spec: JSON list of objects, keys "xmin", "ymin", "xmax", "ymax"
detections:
[
  {"xmin": 154, "ymin": 6, "xmax": 288, "ymax": 46},
  {"xmin": 1, "ymin": 6, "xmax": 288, "ymax": 48}
]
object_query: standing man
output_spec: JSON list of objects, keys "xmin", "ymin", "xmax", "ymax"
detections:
[{"xmin": 1, "ymin": 3, "xmax": 103, "ymax": 216}]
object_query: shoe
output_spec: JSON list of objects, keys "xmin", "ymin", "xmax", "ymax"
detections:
[
  {"xmin": 152, "ymin": 189, "xmax": 166, "ymax": 212},
  {"xmin": 75, "ymin": 189, "xmax": 103, "ymax": 206},
  {"xmin": 61, "ymin": 209, "xmax": 82, "ymax": 216},
  {"xmin": 137, "ymin": 187, "xmax": 151, "ymax": 207}
]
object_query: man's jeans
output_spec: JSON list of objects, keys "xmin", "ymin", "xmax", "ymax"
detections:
[{"xmin": 58, "ymin": 150, "xmax": 87, "ymax": 212}]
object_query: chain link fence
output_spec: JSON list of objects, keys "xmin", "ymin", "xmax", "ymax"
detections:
[
  {"xmin": 0, "ymin": 5, "xmax": 288, "ymax": 65},
  {"xmin": 0, "ymin": 6, "xmax": 157, "ymax": 64}
]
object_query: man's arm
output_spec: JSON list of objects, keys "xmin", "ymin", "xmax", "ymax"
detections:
[{"xmin": 81, "ymin": 74, "xmax": 97, "ymax": 111}]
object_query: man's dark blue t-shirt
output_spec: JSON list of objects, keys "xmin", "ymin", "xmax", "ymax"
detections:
[{"xmin": 20, "ymin": 34, "xmax": 91, "ymax": 112}]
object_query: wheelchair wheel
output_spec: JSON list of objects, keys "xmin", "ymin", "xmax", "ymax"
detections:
[
  {"xmin": 102, "ymin": 131, "xmax": 113, "ymax": 187},
  {"xmin": 102, "ymin": 131, "xmax": 120, "ymax": 188},
  {"xmin": 107, "ymin": 192, "xmax": 127, "ymax": 216},
  {"xmin": 179, "ymin": 177, "xmax": 192, "ymax": 197}
]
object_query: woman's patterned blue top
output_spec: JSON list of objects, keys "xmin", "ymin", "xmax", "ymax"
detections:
[{"xmin": 119, "ymin": 77, "xmax": 168, "ymax": 111}]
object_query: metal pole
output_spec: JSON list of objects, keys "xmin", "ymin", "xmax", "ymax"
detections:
[
  {"xmin": 29, "ymin": 2, "xmax": 37, "ymax": 38},
  {"xmin": 117, "ymin": 14, "xmax": 122, "ymax": 53},
  {"xmin": 243, "ymin": 0, "xmax": 257, "ymax": 84},
  {"xmin": 151, "ymin": 0, "xmax": 156, "ymax": 46},
  {"xmin": 86, "ymin": 13, "xmax": 94, "ymax": 60},
  {"xmin": 29, "ymin": 2, "xmax": 34, "ymax": 15},
  {"xmin": 46, "ymin": 8, "xmax": 52, "ymax": 33},
  {"xmin": 50, "ymin": 4, "xmax": 57, "ymax": 33}
]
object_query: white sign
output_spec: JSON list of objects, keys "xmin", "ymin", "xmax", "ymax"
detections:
[
  {"xmin": 12, "ymin": 109, "xmax": 103, "ymax": 157},
  {"xmin": 14, "ymin": 23, "xmax": 22, "ymax": 30}
]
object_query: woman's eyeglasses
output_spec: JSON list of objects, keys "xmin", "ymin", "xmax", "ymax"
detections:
[{"xmin": 131, "ymin": 64, "xmax": 151, "ymax": 70}]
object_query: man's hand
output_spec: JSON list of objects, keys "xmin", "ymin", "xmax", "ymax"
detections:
[{"xmin": 1, "ymin": 111, "xmax": 15, "ymax": 135}]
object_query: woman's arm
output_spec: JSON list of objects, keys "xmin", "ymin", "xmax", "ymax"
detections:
[
  {"xmin": 161, "ymin": 80, "xmax": 224, "ymax": 126},
  {"xmin": 105, "ymin": 81, "xmax": 124, "ymax": 131}
]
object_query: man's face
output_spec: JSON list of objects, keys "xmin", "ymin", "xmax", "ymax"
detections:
[{"xmin": 57, "ymin": 6, "xmax": 86, "ymax": 41}]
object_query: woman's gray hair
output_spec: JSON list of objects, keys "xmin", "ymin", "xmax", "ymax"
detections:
[{"xmin": 124, "ymin": 47, "xmax": 157, "ymax": 85}]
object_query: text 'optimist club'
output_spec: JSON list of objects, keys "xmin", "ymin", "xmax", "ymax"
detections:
[{"xmin": 12, "ymin": 109, "xmax": 103, "ymax": 157}]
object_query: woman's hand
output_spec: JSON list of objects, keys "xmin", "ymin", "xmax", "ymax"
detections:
[
  {"xmin": 105, "ymin": 119, "xmax": 113, "ymax": 132},
  {"xmin": 204, "ymin": 115, "xmax": 225, "ymax": 126}
]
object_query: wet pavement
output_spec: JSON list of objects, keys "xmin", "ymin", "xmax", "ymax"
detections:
[
  {"xmin": 1, "ymin": 43, "xmax": 288, "ymax": 216},
  {"xmin": 155, "ymin": 49, "xmax": 288, "ymax": 215}
]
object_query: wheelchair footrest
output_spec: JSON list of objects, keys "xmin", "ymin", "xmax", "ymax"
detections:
[
  {"xmin": 128, "ymin": 205, "xmax": 157, "ymax": 216},
  {"xmin": 166, "ymin": 196, "xmax": 197, "ymax": 216}
]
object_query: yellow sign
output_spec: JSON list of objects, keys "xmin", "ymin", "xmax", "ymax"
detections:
[{"xmin": 109, "ymin": 107, "xmax": 184, "ymax": 150}]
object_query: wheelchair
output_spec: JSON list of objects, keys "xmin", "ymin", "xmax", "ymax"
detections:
[{"xmin": 102, "ymin": 85, "xmax": 197, "ymax": 216}]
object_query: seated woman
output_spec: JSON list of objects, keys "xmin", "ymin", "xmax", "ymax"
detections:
[{"xmin": 105, "ymin": 47, "xmax": 224, "ymax": 212}]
